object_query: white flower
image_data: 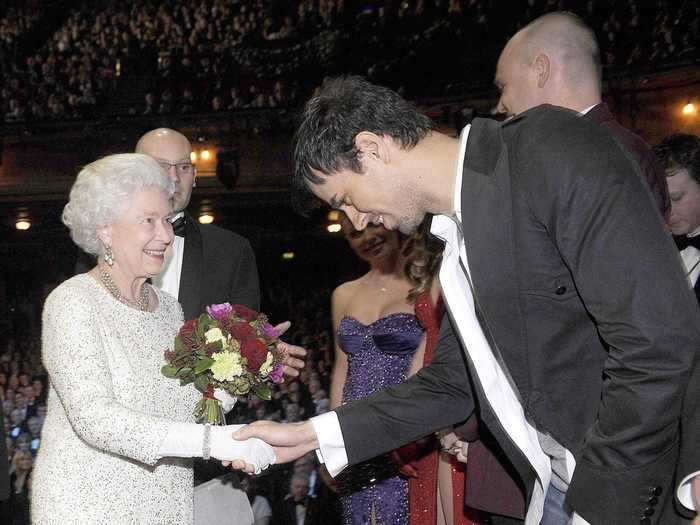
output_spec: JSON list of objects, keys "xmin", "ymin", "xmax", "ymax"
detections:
[
  {"xmin": 205, "ymin": 327, "xmax": 227, "ymax": 346},
  {"xmin": 259, "ymin": 352, "xmax": 274, "ymax": 377},
  {"xmin": 210, "ymin": 351, "xmax": 243, "ymax": 381}
]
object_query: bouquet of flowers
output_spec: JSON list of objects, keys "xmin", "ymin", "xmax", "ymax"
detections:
[{"xmin": 162, "ymin": 303, "xmax": 285, "ymax": 425}]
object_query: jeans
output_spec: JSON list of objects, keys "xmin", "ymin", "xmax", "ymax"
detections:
[{"xmin": 540, "ymin": 483, "xmax": 572, "ymax": 525}]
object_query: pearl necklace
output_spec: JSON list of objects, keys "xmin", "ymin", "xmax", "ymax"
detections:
[{"xmin": 99, "ymin": 269, "xmax": 150, "ymax": 311}]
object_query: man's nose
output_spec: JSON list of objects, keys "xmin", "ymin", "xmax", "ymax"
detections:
[
  {"xmin": 344, "ymin": 207, "xmax": 369, "ymax": 231},
  {"xmin": 494, "ymin": 97, "xmax": 507, "ymax": 115},
  {"xmin": 162, "ymin": 164, "xmax": 179, "ymax": 181}
]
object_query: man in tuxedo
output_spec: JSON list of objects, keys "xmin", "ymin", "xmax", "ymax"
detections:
[
  {"xmin": 134, "ymin": 128, "xmax": 260, "ymax": 318},
  {"xmin": 272, "ymin": 473, "xmax": 321, "ymax": 525},
  {"xmin": 654, "ymin": 134, "xmax": 700, "ymax": 303},
  {"xmin": 655, "ymin": 134, "xmax": 700, "ymax": 523},
  {"xmin": 235, "ymin": 76, "xmax": 700, "ymax": 525}
]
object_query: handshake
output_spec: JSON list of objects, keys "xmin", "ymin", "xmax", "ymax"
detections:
[
  {"xmin": 222, "ymin": 421, "xmax": 470, "ymax": 476},
  {"xmin": 221, "ymin": 420, "xmax": 320, "ymax": 474}
]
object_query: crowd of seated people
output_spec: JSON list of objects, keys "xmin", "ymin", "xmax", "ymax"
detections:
[
  {"xmin": 1, "ymin": 7, "xmax": 116, "ymax": 123},
  {"xmin": 0, "ymin": 6, "xmax": 41, "ymax": 69},
  {"xmin": 1, "ymin": 337, "xmax": 47, "ymax": 525},
  {"xmin": 1, "ymin": 0, "xmax": 697, "ymax": 124}
]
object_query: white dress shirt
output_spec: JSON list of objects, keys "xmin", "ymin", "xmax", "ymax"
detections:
[
  {"xmin": 680, "ymin": 227, "xmax": 700, "ymax": 288},
  {"xmin": 311, "ymin": 125, "xmax": 591, "ymax": 524},
  {"xmin": 151, "ymin": 211, "xmax": 185, "ymax": 299}
]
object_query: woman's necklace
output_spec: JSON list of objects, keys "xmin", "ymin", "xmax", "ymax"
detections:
[{"xmin": 99, "ymin": 269, "xmax": 150, "ymax": 311}]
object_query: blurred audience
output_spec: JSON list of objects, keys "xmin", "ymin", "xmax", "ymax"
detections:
[{"xmin": 3, "ymin": 0, "xmax": 697, "ymax": 123}]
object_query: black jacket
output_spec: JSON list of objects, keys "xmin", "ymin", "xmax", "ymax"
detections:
[{"xmin": 336, "ymin": 106, "xmax": 700, "ymax": 525}]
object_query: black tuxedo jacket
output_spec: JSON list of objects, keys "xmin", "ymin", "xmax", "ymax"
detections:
[
  {"xmin": 178, "ymin": 212, "xmax": 260, "ymax": 319},
  {"xmin": 75, "ymin": 211, "xmax": 260, "ymax": 317},
  {"xmin": 336, "ymin": 106, "xmax": 700, "ymax": 524}
]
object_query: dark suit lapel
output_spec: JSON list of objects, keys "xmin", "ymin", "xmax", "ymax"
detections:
[
  {"xmin": 459, "ymin": 118, "xmax": 527, "ymax": 380},
  {"xmin": 179, "ymin": 211, "xmax": 204, "ymax": 320},
  {"xmin": 457, "ymin": 117, "xmax": 537, "ymax": 505}
]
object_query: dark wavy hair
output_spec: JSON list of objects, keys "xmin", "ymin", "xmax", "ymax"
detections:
[
  {"xmin": 292, "ymin": 76, "xmax": 434, "ymax": 215},
  {"xmin": 403, "ymin": 215, "xmax": 444, "ymax": 301},
  {"xmin": 654, "ymin": 133, "xmax": 700, "ymax": 184}
]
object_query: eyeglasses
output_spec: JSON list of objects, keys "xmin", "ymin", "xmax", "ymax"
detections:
[{"xmin": 157, "ymin": 161, "xmax": 194, "ymax": 176}]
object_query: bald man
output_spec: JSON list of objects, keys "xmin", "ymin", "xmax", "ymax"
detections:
[
  {"xmin": 133, "ymin": 128, "xmax": 259, "ymax": 319},
  {"xmin": 495, "ymin": 11, "xmax": 669, "ymax": 217}
]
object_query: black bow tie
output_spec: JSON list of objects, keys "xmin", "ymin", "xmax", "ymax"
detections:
[
  {"xmin": 171, "ymin": 216, "xmax": 187, "ymax": 237},
  {"xmin": 674, "ymin": 235, "xmax": 700, "ymax": 251}
]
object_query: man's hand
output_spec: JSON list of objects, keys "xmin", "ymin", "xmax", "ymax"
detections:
[
  {"xmin": 272, "ymin": 321, "xmax": 307, "ymax": 378},
  {"xmin": 228, "ymin": 420, "xmax": 319, "ymax": 471}
]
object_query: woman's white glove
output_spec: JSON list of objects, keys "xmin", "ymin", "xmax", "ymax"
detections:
[
  {"xmin": 210, "ymin": 424, "xmax": 276, "ymax": 474},
  {"xmin": 213, "ymin": 388, "xmax": 238, "ymax": 413}
]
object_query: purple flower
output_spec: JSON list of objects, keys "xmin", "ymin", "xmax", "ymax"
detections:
[
  {"xmin": 262, "ymin": 322, "xmax": 279, "ymax": 339},
  {"xmin": 206, "ymin": 302, "xmax": 232, "ymax": 321},
  {"xmin": 269, "ymin": 363, "xmax": 284, "ymax": 384}
]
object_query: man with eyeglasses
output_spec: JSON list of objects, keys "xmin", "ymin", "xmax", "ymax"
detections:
[{"xmin": 133, "ymin": 128, "xmax": 260, "ymax": 319}]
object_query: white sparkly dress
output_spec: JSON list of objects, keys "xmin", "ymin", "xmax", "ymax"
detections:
[{"xmin": 32, "ymin": 273, "xmax": 201, "ymax": 524}]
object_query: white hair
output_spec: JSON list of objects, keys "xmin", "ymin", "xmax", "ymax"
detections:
[{"xmin": 62, "ymin": 153, "xmax": 174, "ymax": 255}]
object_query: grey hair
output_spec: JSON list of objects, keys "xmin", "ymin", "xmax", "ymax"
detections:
[{"xmin": 62, "ymin": 153, "xmax": 175, "ymax": 255}]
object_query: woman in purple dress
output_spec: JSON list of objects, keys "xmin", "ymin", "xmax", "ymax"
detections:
[{"xmin": 329, "ymin": 216, "xmax": 428, "ymax": 525}]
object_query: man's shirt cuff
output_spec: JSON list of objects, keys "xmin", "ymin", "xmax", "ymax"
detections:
[
  {"xmin": 677, "ymin": 471, "xmax": 700, "ymax": 510},
  {"xmin": 310, "ymin": 411, "xmax": 348, "ymax": 477}
]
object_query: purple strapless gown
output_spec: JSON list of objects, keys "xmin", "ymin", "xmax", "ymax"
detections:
[{"xmin": 336, "ymin": 313, "xmax": 424, "ymax": 525}]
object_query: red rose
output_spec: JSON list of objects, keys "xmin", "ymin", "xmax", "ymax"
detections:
[
  {"xmin": 217, "ymin": 317, "xmax": 234, "ymax": 334},
  {"xmin": 231, "ymin": 321, "xmax": 255, "ymax": 340},
  {"xmin": 232, "ymin": 304, "xmax": 257, "ymax": 322},
  {"xmin": 240, "ymin": 337, "xmax": 268, "ymax": 371},
  {"xmin": 179, "ymin": 319, "xmax": 198, "ymax": 337}
]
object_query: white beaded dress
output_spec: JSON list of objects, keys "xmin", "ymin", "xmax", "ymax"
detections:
[{"xmin": 32, "ymin": 273, "xmax": 200, "ymax": 524}]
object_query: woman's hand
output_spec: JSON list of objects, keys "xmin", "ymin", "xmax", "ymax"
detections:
[{"xmin": 209, "ymin": 424, "xmax": 275, "ymax": 474}]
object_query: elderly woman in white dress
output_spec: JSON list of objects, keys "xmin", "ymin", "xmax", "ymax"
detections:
[{"xmin": 32, "ymin": 154, "xmax": 275, "ymax": 524}]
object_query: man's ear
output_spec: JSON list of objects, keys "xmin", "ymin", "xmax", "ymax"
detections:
[
  {"xmin": 354, "ymin": 131, "xmax": 385, "ymax": 163},
  {"xmin": 534, "ymin": 54, "xmax": 550, "ymax": 88}
]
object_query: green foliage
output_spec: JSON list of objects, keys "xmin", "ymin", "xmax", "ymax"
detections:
[
  {"xmin": 161, "ymin": 365, "xmax": 178, "ymax": 378},
  {"xmin": 194, "ymin": 356, "xmax": 215, "ymax": 374},
  {"xmin": 255, "ymin": 383, "xmax": 272, "ymax": 401}
]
